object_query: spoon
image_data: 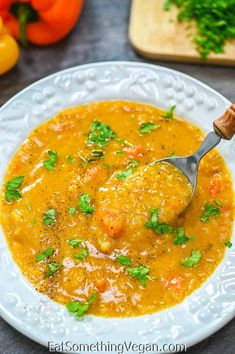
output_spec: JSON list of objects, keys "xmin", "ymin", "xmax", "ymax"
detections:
[{"xmin": 153, "ymin": 103, "xmax": 235, "ymax": 205}]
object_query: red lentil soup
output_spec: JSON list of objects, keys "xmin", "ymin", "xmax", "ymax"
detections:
[{"xmin": 0, "ymin": 100, "xmax": 233, "ymax": 317}]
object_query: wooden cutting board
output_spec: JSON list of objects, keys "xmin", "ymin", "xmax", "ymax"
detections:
[{"xmin": 129, "ymin": 0, "xmax": 235, "ymax": 66}]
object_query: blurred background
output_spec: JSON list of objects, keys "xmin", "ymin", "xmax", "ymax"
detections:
[{"xmin": 0, "ymin": 1, "xmax": 234, "ymax": 353}]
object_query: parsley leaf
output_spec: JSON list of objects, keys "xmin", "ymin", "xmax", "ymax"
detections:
[
  {"xmin": 127, "ymin": 265, "xmax": 150, "ymax": 287},
  {"xmin": 225, "ymin": 240, "xmax": 232, "ymax": 249},
  {"xmin": 116, "ymin": 168, "xmax": 133, "ymax": 180},
  {"xmin": 200, "ymin": 201, "xmax": 221, "ymax": 222},
  {"xmin": 173, "ymin": 227, "xmax": 193, "ymax": 245},
  {"xmin": 181, "ymin": 250, "xmax": 202, "ymax": 268},
  {"xmin": 74, "ymin": 248, "xmax": 88, "ymax": 260},
  {"xmin": 161, "ymin": 105, "xmax": 176, "ymax": 119},
  {"xmin": 128, "ymin": 160, "xmax": 139, "ymax": 168},
  {"xmin": 43, "ymin": 209, "xmax": 56, "ymax": 226},
  {"xmin": 88, "ymin": 120, "xmax": 116, "ymax": 146},
  {"xmin": 36, "ymin": 247, "xmax": 54, "ymax": 262},
  {"xmin": 115, "ymin": 136, "xmax": 133, "ymax": 147},
  {"xmin": 117, "ymin": 255, "xmax": 133, "ymax": 266},
  {"xmin": 103, "ymin": 163, "xmax": 111, "ymax": 169},
  {"xmin": 139, "ymin": 122, "xmax": 160, "ymax": 134},
  {"xmin": 5, "ymin": 176, "xmax": 24, "ymax": 202},
  {"xmin": 79, "ymin": 193, "xmax": 94, "ymax": 215},
  {"xmin": 6, "ymin": 176, "xmax": 24, "ymax": 190},
  {"xmin": 68, "ymin": 207, "xmax": 76, "ymax": 215},
  {"xmin": 5, "ymin": 189, "xmax": 22, "ymax": 202},
  {"xmin": 163, "ymin": 0, "xmax": 235, "ymax": 59},
  {"xmin": 68, "ymin": 239, "xmax": 83, "ymax": 248},
  {"xmin": 66, "ymin": 155, "xmax": 74, "ymax": 164},
  {"xmin": 45, "ymin": 262, "xmax": 62, "ymax": 278},
  {"xmin": 43, "ymin": 150, "xmax": 58, "ymax": 171},
  {"xmin": 144, "ymin": 209, "xmax": 173, "ymax": 235},
  {"xmin": 67, "ymin": 292, "xmax": 97, "ymax": 318},
  {"xmin": 91, "ymin": 149, "xmax": 104, "ymax": 158},
  {"xmin": 115, "ymin": 150, "xmax": 124, "ymax": 155}
]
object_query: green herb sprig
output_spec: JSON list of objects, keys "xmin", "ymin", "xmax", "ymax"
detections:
[
  {"xmin": 139, "ymin": 122, "xmax": 160, "ymax": 134},
  {"xmin": 173, "ymin": 227, "xmax": 194, "ymax": 245},
  {"xmin": 161, "ymin": 105, "xmax": 176, "ymax": 119},
  {"xmin": 144, "ymin": 209, "xmax": 173, "ymax": 235},
  {"xmin": 43, "ymin": 209, "xmax": 56, "ymax": 226},
  {"xmin": 5, "ymin": 176, "xmax": 24, "ymax": 202},
  {"xmin": 164, "ymin": 0, "xmax": 235, "ymax": 60},
  {"xmin": 36, "ymin": 247, "xmax": 55, "ymax": 262},
  {"xmin": 67, "ymin": 292, "xmax": 97, "ymax": 318},
  {"xmin": 200, "ymin": 200, "xmax": 221, "ymax": 222},
  {"xmin": 79, "ymin": 193, "xmax": 94, "ymax": 215},
  {"xmin": 88, "ymin": 120, "xmax": 115, "ymax": 147},
  {"xmin": 43, "ymin": 150, "xmax": 58, "ymax": 171},
  {"xmin": 181, "ymin": 250, "xmax": 202, "ymax": 267}
]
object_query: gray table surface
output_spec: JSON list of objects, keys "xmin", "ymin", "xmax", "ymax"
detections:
[{"xmin": 0, "ymin": 1, "xmax": 234, "ymax": 353}]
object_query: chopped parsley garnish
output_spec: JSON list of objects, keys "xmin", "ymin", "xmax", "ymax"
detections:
[
  {"xmin": 88, "ymin": 120, "xmax": 116, "ymax": 146},
  {"xmin": 5, "ymin": 176, "xmax": 24, "ymax": 202},
  {"xmin": 139, "ymin": 122, "xmax": 160, "ymax": 134},
  {"xmin": 115, "ymin": 136, "xmax": 133, "ymax": 147},
  {"xmin": 79, "ymin": 193, "xmax": 94, "ymax": 215},
  {"xmin": 116, "ymin": 169, "xmax": 133, "ymax": 180},
  {"xmin": 43, "ymin": 150, "xmax": 58, "ymax": 171},
  {"xmin": 68, "ymin": 239, "xmax": 83, "ymax": 248},
  {"xmin": 115, "ymin": 150, "xmax": 124, "ymax": 155},
  {"xmin": 91, "ymin": 149, "xmax": 104, "ymax": 158},
  {"xmin": 144, "ymin": 209, "xmax": 173, "ymax": 235},
  {"xmin": 161, "ymin": 105, "xmax": 176, "ymax": 119},
  {"xmin": 45, "ymin": 262, "xmax": 62, "ymax": 278},
  {"xmin": 170, "ymin": 152, "xmax": 177, "ymax": 157},
  {"xmin": 103, "ymin": 163, "xmax": 111, "ymax": 169},
  {"xmin": 128, "ymin": 160, "xmax": 139, "ymax": 168},
  {"xmin": 74, "ymin": 248, "xmax": 88, "ymax": 260},
  {"xmin": 66, "ymin": 155, "xmax": 74, "ymax": 164},
  {"xmin": 68, "ymin": 207, "xmax": 76, "ymax": 215},
  {"xmin": 67, "ymin": 292, "xmax": 97, "ymax": 318},
  {"xmin": 173, "ymin": 227, "xmax": 193, "ymax": 245},
  {"xmin": 127, "ymin": 265, "xmax": 150, "ymax": 287},
  {"xmin": 36, "ymin": 247, "xmax": 55, "ymax": 262},
  {"xmin": 225, "ymin": 240, "xmax": 232, "ymax": 249},
  {"xmin": 200, "ymin": 200, "xmax": 221, "ymax": 222},
  {"xmin": 117, "ymin": 255, "xmax": 133, "ymax": 266},
  {"xmin": 181, "ymin": 250, "xmax": 202, "ymax": 268},
  {"xmin": 163, "ymin": 0, "xmax": 235, "ymax": 60},
  {"xmin": 42, "ymin": 209, "xmax": 56, "ymax": 226},
  {"xmin": 79, "ymin": 149, "xmax": 104, "ymax": 164}
]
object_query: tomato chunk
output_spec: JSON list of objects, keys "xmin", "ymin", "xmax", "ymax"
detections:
[
  {"xmin": 124, "ymin": 145, "xmax": 143, "ymax": 159},
  {"xmin": 100, "ymin": 208, "xmax": 124, "ymax": 238}
]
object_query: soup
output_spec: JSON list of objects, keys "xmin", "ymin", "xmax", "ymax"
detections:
[{"xmin": 0, "ymin": 100, "xmax": 233, "ymax": 317}]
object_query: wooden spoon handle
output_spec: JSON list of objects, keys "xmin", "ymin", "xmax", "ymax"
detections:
[{"xmin": 213, "ymin": 103, "xmax": 235, "ymax": 140}]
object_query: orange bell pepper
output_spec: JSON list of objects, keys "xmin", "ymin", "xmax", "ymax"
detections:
[{"xmin": 0, "ymin": 0, "xmax": 83, "ymax": 46}]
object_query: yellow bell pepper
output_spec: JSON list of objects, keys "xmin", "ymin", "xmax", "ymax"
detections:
[{"xmin": 0, "ymin": 17, "xmax": 19, "ymax": 75}]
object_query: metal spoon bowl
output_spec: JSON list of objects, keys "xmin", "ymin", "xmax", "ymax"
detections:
[{"xmin": 152, "ymin": 103, "xmax": 235, "ymax": 209}]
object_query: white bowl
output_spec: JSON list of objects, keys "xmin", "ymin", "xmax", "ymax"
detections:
[{"xmin": 0, "ymin": 62, "xmax": 234, "ymax": 352}]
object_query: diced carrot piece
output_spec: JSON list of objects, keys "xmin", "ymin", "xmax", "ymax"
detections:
[
  {"xmin": 100, "ymin": 208, "xmax": 124, "ymax": 238},
  {"xmin": 209, "ymin": 174, "xmax": 222, "ymax": 197},
  {"xmin": 49, "ymin": 121, "xmax": 75, "ymax": 132},
  {"xmin": 123, "ymin": 145, "xmax": 143, "ymax": 159},
  {"xmin": 85, "ymin": 166, "xmax": 102, "ymax": 181},
  {"xmin": 11, "ymin": 161, "xmax": 21, "ymax": 173},
  {"xmin": 163, "ymin": 276, "xmax": 183, "ymax": 290},
  {"xmin": 95, "ymin": 279, "xmax": 107, "ymax": 292},
  {"xmin": 122, "ymin": 105, "xmax": 131, "ymax": 112}
]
